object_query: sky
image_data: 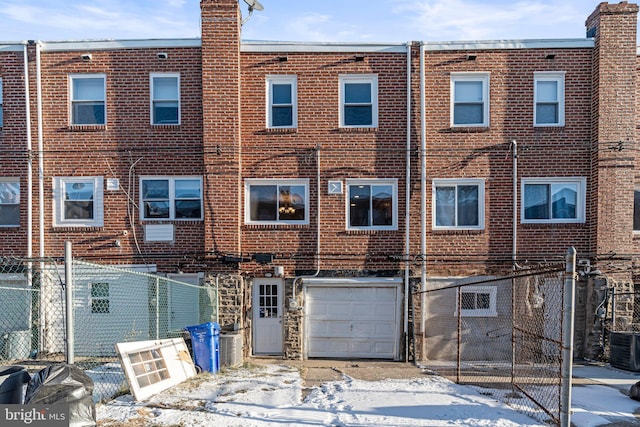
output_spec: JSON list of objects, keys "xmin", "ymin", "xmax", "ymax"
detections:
[
  {"xmin": 0, "ymin": 1, "xmax": 617, "ymax": 44},
  {"xmin": 94, "ymin": 362, "xmax": 640, "ymax": 426}
]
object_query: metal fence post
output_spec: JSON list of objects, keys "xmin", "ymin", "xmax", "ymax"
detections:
[
  {"xmin": 65, "ymin": 241, "xmax": 74, "ymax": 364},
  {"xmin": 560, "ymin": 247, "xmax": 576, "ymax": 427}
]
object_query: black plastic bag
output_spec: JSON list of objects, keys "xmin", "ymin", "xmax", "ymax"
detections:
[{"xmin": 25, "ymin": 364, "xmax": 96, "ymax": 427}]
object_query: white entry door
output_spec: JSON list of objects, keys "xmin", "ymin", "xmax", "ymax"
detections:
[{"xmin": 253, "ymin": 278, "xmax": 283, "ymax": 355}]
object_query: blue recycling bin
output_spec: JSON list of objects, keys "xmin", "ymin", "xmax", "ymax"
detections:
[{"xmin": 185, "ymin": 322, "xmax": 220, "ymax": 373}]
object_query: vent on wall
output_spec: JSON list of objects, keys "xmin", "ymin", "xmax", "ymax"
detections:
[
  {"xmin": 610, "ymin": 332, "xmax": 640, "ymax": 372},
  {"xmin": 144, "ymin": 224, "xmax": 174, "ymax": 242}
]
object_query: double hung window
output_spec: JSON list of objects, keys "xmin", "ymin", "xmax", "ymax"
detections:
[
  {"xmin": 151, "ymin": 73, "xmax": 180, "ymax": 125},
  {"xmin": 53, "ymin": 177, "xmax": 104, "ymax": 227},
  {"xmin": 451, "ymin": 73, "xmax": 489, "ymax": 127},
  {"xmin": 0, "ymin": 179, "xmax": 19, "ymax": 227},
  {"xmin": 70, "ymin": 74, "xmax": 106, "ymax": 125},
  {"xmin": 267, "ymin": 75, "xmax": 297, "ymax": 128},
  {"xmin": 534, "ymin": 72, "xmax": 565, "ymax": 126},
  {"xmin": 339, "ymin": 74, "xmax": 378, "ymax": 128},
  {"xmin": 432, "ymin": 179, "xmax": 484, "ymax": 230}
]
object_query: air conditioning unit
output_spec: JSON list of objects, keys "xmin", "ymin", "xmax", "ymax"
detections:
[
  {"xmin": 219, "ymin": 333, "xmax": 243, "ymax": 368},
  {"xmin": 610, "ymin": 332, "xmax": 640, "ymax": 372}
]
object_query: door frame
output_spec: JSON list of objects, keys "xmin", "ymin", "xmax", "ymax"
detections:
[{"xmin": 252, "ymin": 278, "xmax": 284, "ymax": 355}]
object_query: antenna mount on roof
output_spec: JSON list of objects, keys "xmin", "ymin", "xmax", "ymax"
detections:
[{"xmin": 241, "ymin": 0, "xmax": 264, "ymax": 26}]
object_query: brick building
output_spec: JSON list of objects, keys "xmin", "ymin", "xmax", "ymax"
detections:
[{"xmin": 0, "ymin": 0, "xmax": 638, "ymax": 361}]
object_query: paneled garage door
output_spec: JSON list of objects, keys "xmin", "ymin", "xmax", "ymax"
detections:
[{"xmin": 305, "ymin": 279, "xmax": 401, "ymax": 359}]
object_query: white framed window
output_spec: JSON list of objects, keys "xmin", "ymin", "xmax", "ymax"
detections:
[
  {"xmin": 0, "ymin": 78, "xmax": 3, "ymax": 127},
  {"xmin": 0, "ymin": 179, "xmax": 20, "ymax": 227},
  {"xmin": 266, "ymin": 75, "xmax": 297, "ymax": 128},
  {"xmin": 339, "ymin": 74, "xmax": 378, "ymax": 128},
  {"xmin": 151, "ymin": 73, "xmax": 180, "ymax": 125},
  {"xmin": 70, "ymin": 74, "xmax": 106, "ymax": 125},
  {"xmin": 53, "ymin": 177, "xmax": 104, "ymax": 227},
  {"xmin": 140, "ymin": 177, "xmax": 203, "ymax": 221},
  {"xmin": 90, "ymin": 282, "xmax": 110, "ymax": 314},
  {"xmin": 521, "ymin": 177, "xmax": 586, "ymax": 223},
  {"xmin": 451, "ymin": 72, "xmax": 490, "ymax": 127},
  {"xmin": 534, "ymin": 71, "xmax": 565, "ymax": 126},
  {"xmin": 634, "ymin": 188, "xmax": 640, "ymax": 233},
  {"xmin": 245, "ymin": 179, "xmax": 309, "ymax": 225},
  {"xmin": 432, "ymin": 179, "xmax": 484, "ymax": 230},
  {"xmin": 457, "ymin": 286, "xmax": 497, "ymax": 317},
  {"xmin": 346, "ymin": 179, "xmax": 397, "ymax": 230}
]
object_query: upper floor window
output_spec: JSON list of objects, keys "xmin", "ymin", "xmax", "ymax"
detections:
[
  {"xmin": 347, "ymin": 179, "xmax": 397, "ymax": 230},
  {"xmin": 53, "ymin": 177, "xmax": 104, "ymax": 227},
  {"xmin": 521, "ymin": 177, "xmax": 586, "ymax": 223},
  {"xmin": 70, "ymin": 74, "xmax": 106, "ymax": 125},
  {"xmin": 140, "ymin": 177, "xmax": 203, "ymax": 221},
  {"xmin": 451, "ymin": 72, "xmax": 490, "ymax": 127},
  {"xmin": 0, "ymin": 179, "xmax": 19, "ymax": 227},
  {"xmin": 0, "ymin": 78, "xmax": 3, "ymax": 127},
  {"xmin": 151, "ymin": 73, "xmax": 180, "ymax": 125},
  {"xmin": 245, "ymin": 179, "xmax": 309, "ymax": 225},
  {"xmin": 534, "ymin": 71, "xmax": 565, "ymax": 126},
  {"xmin": 432, "ymin": 178, "xmax": 484, "ymax": 230},
  {"xmin": 339, "ymin": 74, "xmax": 378, "ymax": 128},
  {"xmin": 267, "ymin": 75, "xmax": 297, "ymax": 128}
]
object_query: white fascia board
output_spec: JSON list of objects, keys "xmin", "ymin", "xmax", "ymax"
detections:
[
  {"xmin": 241, "ymin": 41, "xmax": 408, "ymax": 53},
  {"xmin": 303, "ymin": 277, "xmax": 403, "ymax": 286},
  {"xmin": 0, "ymin": 43, "xmax": 27, "ymax": 52},
  {"xmin": 40, "ymin": 38, "xmax": 201, "ymax": 52},
  {"xmin": 424, "ymin": 38, "xmax": 594, "ymax": 51}
]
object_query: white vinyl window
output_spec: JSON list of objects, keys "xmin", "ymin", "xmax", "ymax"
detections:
[
  {"xmin": 451, "ymin": 72, "xmax": 490, "ymax": 127},
  {"xmin": 0, "ymin": 179, "xmax": 19, "ymax": 227},
  {"xmin": 53, "ymin": 177, "xmax": 104, "ymax": 227},
  {"xmin": 347, "ymin": 179, "xmax": 397, "ymax": 230},
  {"xmin": 267, "ymin": 75, "xmax": 297, "ymax": 128},
  {"xmin": 432, "ymin": 179, "xmax": 484, "ymax": 230},
  {"xmin": 140, "ymin": 177, "xmax": 203, "ymax": 221},
  {"xmin": 457, "ymin": 286, "xmax": 497, "ymax": 317},
  {"xmin": 245, "ymin": 179, "xmax": 309, "ymax": 225},
  {"xmin": 0, "ymin": 78, "xmax": 3, "ymax": 127},
  {"xmin": 339, "ymin": 74, "xmax": 378, "ymax": 128},
  {"xmin": 151, "ymin": 73, "xmax": 180, "ymax": 125},
  {"xmin": 70, "ymin": 74, "xmax": 106, "ymax": 125},
  {"xmin": 521, "ymin": 177, "xmax": 586, "ymax": 223},
  {"xmin": 534, "ymin": 71, "xmax": 565, "ymax": 126}
]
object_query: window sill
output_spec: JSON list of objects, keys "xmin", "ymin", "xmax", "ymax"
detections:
[
  {"xmin": 243, "ymin": 223, "xmax": 309, "ymax": 230},
  {"xmin": 520, "ymin": 222, "xmax": 586, "ymax": 228},
  {"xmin": 432, "ymin": 229, "xmax": 484, "ymax": 235},
  {"xmin": 52, "ymin": 226, "xmax": 104, "ymax": 232},
  {"xmin": 533, "ymin": 125, "xmax": 565, "ymax": 131},
  {"xmin": 68, "ymin": 125, "xmax": 107, "ymax": 132},
  {"xmin": 260, "ymin": 128, "xmax": 297, "ymax": 134},
  {"xmin": 335, "ymin": 127, "xmax": 378, "ymax": 133},
  {"xmin": 446, "ymin": 126, "xmax": 489, "ymax": 133},
  {"xmin": 344, "ymin": 229, "xmax": 398, "ymax": 235},
  {"xmin": 151, "ymin": 124, "xmax": 181, "ymax": 129}
]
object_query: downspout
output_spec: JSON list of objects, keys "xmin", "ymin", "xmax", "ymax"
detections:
[
  {"xmin": 403, "ymin": 42, "xmax": 412, "ymax": 362},
  {"xmin": 419, "ymin": 42, "xmax": 427, "ymax": 346},
  {"xmin": 22, "ymin": 43, "xmax": 33, "ymax": 260},
  {"xmin": 511, "ymin": 140, "xmax": 517, "ymax": 268},
  {"xmin": 35, "ymin": 42, "xmax": 44, "ymax": 259}
]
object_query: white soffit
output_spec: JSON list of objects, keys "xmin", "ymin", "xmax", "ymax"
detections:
[{"xmin": 116, "ymin": 338, "xmax": 197, "ymax": 401}]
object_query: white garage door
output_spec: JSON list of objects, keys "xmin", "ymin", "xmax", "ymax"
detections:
[{"xmin": 305, "ymin": 278, "xmax": 401, "ymax": 359}]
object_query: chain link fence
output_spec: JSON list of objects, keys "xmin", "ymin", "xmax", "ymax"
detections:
[
  {"xmin": 419, "ymin": 260, "xmax": 571, "ymax": 425},
  {"xmin": 0, "ymin": 256, "xmax": 218, "ymax": 402}
]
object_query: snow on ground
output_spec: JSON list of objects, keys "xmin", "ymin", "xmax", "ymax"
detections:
[{"xmin": 97, "ymin": 364, "xmax": 546, "ymax": 426}]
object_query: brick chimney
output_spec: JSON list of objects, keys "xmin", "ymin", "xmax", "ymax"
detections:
[
  {"xmin": 586, "ymin": 1, "xmax": 638, "ymax": 280},
  {"xmin": 200, "ymin": 0, "xmax": 243, "ymax": 267}
]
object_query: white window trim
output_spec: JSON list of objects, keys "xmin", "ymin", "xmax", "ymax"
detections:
[
  {"xmin": 533, "ymin": 71, "xmax": 565, "ymax": 127},
  {"xmin": 53, "ymin": 177, "xmax": 104, "ymax": 227},
  {"xmin": 521, "ymin": 177, "xmax": 586, "ymax": 224},
  {"xmin": 244, "ymin": 178, "xmax": 310, "ymax": 225},
  {"xmin": 139, "ymin": 176, "xmax": 203, "ymax": 221},
  {"xmin": 346, "ymin": 178, "xmax": 398, "ymax": 231},
  {"xmin": 0, "ymin": 177, "xmax": 20, "ymax": 227},
  {"xmin": 456, "ymin": 285, "xmax": 498, "ymax": 317},
  {"xmin": 150, "ymin": 72, "xmax": 181, "ymax": 126},
  {"xmin": 266, "ymin": 75, "xmax": 297, "ymax": 129},
  {"xmin": 432, "ymin": 178, "xmax": 485, "ymax": 230},
  {"xmin": 450, "ymin": 72, "xmax": 490, "ymax": 128},
  {"xmin": 339, "ymin": 74, "xmax": 378, "ymax": 128},
  {"xmin": 69, "ymin": 73, "xmax": 107, "ymax": 126}
]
